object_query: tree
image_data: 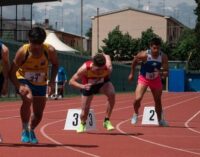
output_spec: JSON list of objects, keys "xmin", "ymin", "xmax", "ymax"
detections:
[
  {"xmin": 85, "ymin": 27, "xmax": 92, "ymax": 39},
  {"xmin": 190, "ymin": 0, "xmax": 200, "ymax": 70},
  {"xmin": 137, "ymin": 28, "xmax": 173, "ymax": 58},
  {"xmin": 102, "ymin": 26, "xmax": 138, "ymax": 61},
  {"xmin": 138, "ymin": 28, "xmax": 158, "ymax": 50},
  {"xmin": 102, "ymin": 26, "xmax": 173, "ymax": 61},
  {"xmin": 194, "ymin": 0, "xmax": 200, "ymax": 50},
  {"xmin": 171, "ymin": 28, "xmax": 196, "ymax": 61}
]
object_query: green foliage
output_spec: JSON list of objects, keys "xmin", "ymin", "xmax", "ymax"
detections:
[
  {"xmin": 102, "ymin": 26, "xmax": 138, "ymax": 61},
  {"xmin": 138, "ymin": 28, "xmax": 158, "ymax": 50},
  {"xmin": 189, "ymin": 0, "xmax": 200, "ymax": 70},
  {"xmin": 172, "ymin": 29, "xmax": 196, "ymax": 61},
  {"xmin": 85, "ymin": 27, "xmax": 92, "ymax": 39},
  {"xmin": 102, "ymin": 26, "xmax": 170, "ymax": 61}
]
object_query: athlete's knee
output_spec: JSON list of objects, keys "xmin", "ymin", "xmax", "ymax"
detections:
[{"xmin": 135, "ymin": 96, "xmax": 142, "ymax": 103}]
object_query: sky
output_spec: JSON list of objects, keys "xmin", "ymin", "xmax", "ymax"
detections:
[{"xmin": 3, "ymin": 0, "xmax": 198, "ymax": 36}]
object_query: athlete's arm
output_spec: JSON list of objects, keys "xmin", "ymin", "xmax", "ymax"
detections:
[
  {"xmin": 1, "ymin": 44, "xmax": 10, "ymax": 95},
  {"xmin": 48, "ymin": 45, "xmax": 59, "ymax": 84},
  {"xmin": 103, "ymin": 53, "xmax": 112, "ymax": 73},
  {"xmin": 69, "ymin": 64, "xmax": 91, "ymax": 90},
  {"xmin": 135, "ymin": 51, "xmax": 148, "ymax": 62},
  {"xmin": 47, "ymin": 45, "xmax": 59, "ymax": 95},
  {"xmin": 9, "ymin": 46, "xmax": 25, "ymax": 89},
  {"xmin": 128, "ymin": 51, "xmax": 147, "ymax": 81},
  {"xmin": 161, "ymin": 54, "xmax": 168, "ymax": 79},
  {"xmin": 9, "ymin": 46, "xmax": 32, "ymax": 98}
]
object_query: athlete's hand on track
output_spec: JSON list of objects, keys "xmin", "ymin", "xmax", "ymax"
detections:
[{"xmin": 82, "ymin": 83, "xmax": 92, "ymax": 91}]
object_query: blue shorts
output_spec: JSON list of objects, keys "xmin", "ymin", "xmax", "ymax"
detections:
[{"xmin": 18, "ymin": 79, "xmax": 47, "ymax": 96}]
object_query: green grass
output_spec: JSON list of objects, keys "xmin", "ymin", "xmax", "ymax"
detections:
[{"xmin": 0, "ymin": 96, "xmax": 21, "ymax": 102}]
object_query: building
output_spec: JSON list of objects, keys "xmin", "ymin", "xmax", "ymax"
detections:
[
  {"xmin": 91, "ymin": 7, "xmax": 185, "ymax": 55},
  {"xmin": 0, "ymin": 0, "xmax": 60, "ymax": 41}
]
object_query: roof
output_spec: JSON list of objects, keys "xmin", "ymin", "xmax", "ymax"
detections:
[
  {"xmin": 44, "ymin": 32, "xmax": 78, "ymax": 53},
  {"xmin": 0, "ymin": 0, "xmax": 61, "ymax": 6},
  {"xmin": 46, "ymin": 28, "xmax": 86, "ymax": 39},
  {"xmin": 92, "ymin": 7, "xmax": 185, "ymax": 28}
]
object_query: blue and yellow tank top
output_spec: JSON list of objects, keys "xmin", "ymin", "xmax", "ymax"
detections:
[
  {"xmin": 16, "ymin": 44, "xmax": 49, "ymax": 86},
  {"xmin": 140, "ymin": 49, "xmax": 162, "ymax": 80}
]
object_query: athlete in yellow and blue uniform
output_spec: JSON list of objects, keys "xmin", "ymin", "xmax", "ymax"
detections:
[
  {"xmin": 16, "ymin": 43, "xmax": 49, "ymax": 96},
  {"xmin": 10, "ymin": 27, "xmax": 59, "ymax": 144}
]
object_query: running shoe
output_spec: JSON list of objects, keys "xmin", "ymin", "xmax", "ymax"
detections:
[
  {"xmin": 29, "ymin": 130, "xmax": 38, "ymax": 144},
  {"xmin": 21, "ymin": 130, "xmax": 30, "ymax": 143},
  {"xmin": 131, "ymin": 114, "xmax": 138, "ymax": 124},
  {"xmin": 159, "ymin": 119, "xmax": 169, "ymax": 127},
  {"xmin": 0, "ymin": 133, "xmax": 3, "ymax": 143},
  {"xmin": 103, "ymin": 120, "xmax": 115, "ymax": 131},
  {"xmin": 77, "ymin": 123, "xmax": 86, "ymax": 133}
]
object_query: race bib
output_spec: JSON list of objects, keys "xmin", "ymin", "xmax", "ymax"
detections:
[
  {"xmin": 25, "ymin": 72, "xmax": 46, "ymax": 83},
  {"xmin": 88, "ymin": 78, "xmax": 104, "ymax": 85},
  {"xmin": 146, "ymin": 72, "xmax": 159, "ymax": 80}
]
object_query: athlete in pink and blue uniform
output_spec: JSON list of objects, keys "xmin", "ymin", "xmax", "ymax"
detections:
[{"xmin": 128, "ymin": 37, "xmax": 169, "ymax": 127}]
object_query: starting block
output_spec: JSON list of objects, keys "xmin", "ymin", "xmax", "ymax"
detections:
[
  {"xmin": 64, "ymin": 109, "xmax": 96, "ymax": 131},
  {"xmin": 141, "ymin": 106, "xmax": 158, "ymax": 125}
]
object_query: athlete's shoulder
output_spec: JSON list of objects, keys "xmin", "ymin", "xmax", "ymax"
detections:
[
  {"xmin": 161, "ymin": 52, "xmax": 168, "ymax": 61},
  {"xmin": 44, "ymin": 43, "xmax": 54, "ymax": 51}
]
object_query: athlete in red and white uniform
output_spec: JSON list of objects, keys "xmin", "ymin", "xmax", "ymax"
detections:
[{"xmin": 69, "ymin": 53, "xmax": 115, "ymax": 133}]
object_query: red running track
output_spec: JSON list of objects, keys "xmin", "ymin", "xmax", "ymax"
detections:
[{"xmin": 0, "ymin": 92, "xmax": 200, "ymax": 157}]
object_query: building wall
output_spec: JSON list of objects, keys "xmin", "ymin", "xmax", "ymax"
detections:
[
  {"xmin": 167, "ymin": 19, "xmax": 183, "ymax": 45},
  {"xmin": 92, "ymin": 10, "xmax": 167, "ymax": 55}
]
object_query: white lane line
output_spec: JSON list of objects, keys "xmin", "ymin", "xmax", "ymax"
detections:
[
  {"xmin": 116, "ymin": 95, "xmax": 200, "ymax": 156},
  {"xmin": 185, "ymin": 110, "xmax": 200, "ymax": 134},
  {"xmin": 40, "ymin": 119, "xmax": 100, "ymax": 157},
  {"xmin": 40, "ymin": 94, "xmax": 184, "ymax": 157},
  {"xmin": 0, "ymin": 93, "xmax": 162, "ymax": 121}
]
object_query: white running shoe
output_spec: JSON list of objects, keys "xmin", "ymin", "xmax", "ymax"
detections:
[{"xmin": 131, "ymin": 114, "xmax": 138, "ymax": 124}]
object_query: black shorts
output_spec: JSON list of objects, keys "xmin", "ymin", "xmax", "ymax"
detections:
[
  {"xmin": 81, "ymin": 79, "xmax": 110, "ymax": 96},
  {"xmin": 0, "ymin": 73, "xmax": 4, "ymax": 94}
]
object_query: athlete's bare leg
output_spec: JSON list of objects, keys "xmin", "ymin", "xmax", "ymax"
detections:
[
  {"xmin": 151, "ymin": 88, "xmax": 163, "ymax": 121},
  {"xmin": 99, "ymin": 82, "xmax": 115, "ymax": 119},
  {"xmin": 30, "ymin": 96, "xmax": 47, "ymax": 130},
  {"xmin": 80, "ymin": 95, "xmax": 93, "ymax": 123},
  {"xmin": 133, "ymin": 83, "xmax": 148, "ymax": 114}
]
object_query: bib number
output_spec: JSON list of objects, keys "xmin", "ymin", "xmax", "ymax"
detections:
[
  {"xmin": 146, "ymin": 72, "xmax": 159, "ymax": 80},
  {"xmin": 25, "ymin": 72, "xmax": 45, "ymax": 83},
  {"xmin": 88, "ymin": 78, "xmax": 104, "ymax": 84}
]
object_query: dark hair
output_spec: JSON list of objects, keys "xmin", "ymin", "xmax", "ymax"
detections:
[
  {"xmin": 28, "ymin": 27, "xmax": 46, "ymax": 44},
  {"xmin": 93, "ymin": 53, "xmax": 106, "ymax": 67},
  {"xmin": 150, "ymin": 37, "xmax": 161, "ymax": 46}
]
